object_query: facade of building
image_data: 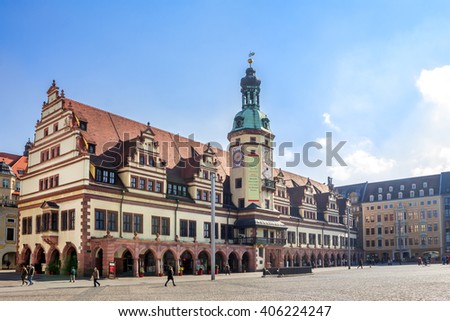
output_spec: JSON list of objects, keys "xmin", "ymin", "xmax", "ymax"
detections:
[
  {"xmin": 339, "ymin": 174, "xmax": 450, "ymax": 263},
  {"xmin": 17, "ymin": 62, "xmax": 359, "ymax": 277},
  {"xmin": 0, "ymin": 150, "xmax": 28, "ymax": 269}
]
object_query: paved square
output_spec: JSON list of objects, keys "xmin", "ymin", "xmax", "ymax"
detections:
[{"xmin": 1, "ymin": 264, "xmax": 449, "ymax": 301}]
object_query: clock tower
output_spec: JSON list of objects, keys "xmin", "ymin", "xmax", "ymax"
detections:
[{"xmin": 228, "ymin": 56, "xmax": 275, "ymax": 210}]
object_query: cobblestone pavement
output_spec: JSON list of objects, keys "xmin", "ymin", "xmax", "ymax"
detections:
[{"xmin": 1, "ymin": 264, "xmax": 450, "ymax": 301}]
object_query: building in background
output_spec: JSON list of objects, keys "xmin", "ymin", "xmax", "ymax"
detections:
[
  {"xmin": 0, "ymin": 149, "xmax": 28, "ymax": 269},
  {"xmin": 17, "ymin": 61, "xmax": 359, "ymax": 277}
]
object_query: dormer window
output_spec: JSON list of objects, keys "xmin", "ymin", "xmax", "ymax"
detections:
[
  {"xmin": 80, "ymin": 121, "xmax": 87, "ymax": 131},
  {"xmin": 400, "ymin": 185, "xmax": 404, "ymax": 191},
  {"xmin": 389, "ymin": 186, "xmax": 393, "ymax": 192},
  {"xmin": 423, "ymin": 182, "xmax": 428, "ymax": 188},
  {"xmin": 412, "ymin": 183, "xmax": 416, "ymax": 189},
  {"xmin": 378, "ymin": 187, "xmax": 383, "ymax": 193},
  {"xmin": 88, "ymin": 144, "xmax": 96, "ymax": 154}
]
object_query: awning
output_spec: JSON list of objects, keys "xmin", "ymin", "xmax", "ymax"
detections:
[{"xmin": 234, "ymin": 218, "xmax": 287, "ymax": 229}]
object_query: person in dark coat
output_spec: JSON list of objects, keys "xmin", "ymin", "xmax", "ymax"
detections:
[
  {"xmin": 164, "ymin": 265, "xmax": 176, "ymax": 287},
  {"xmin": 27, "ymin": 264, "xmax": 35, "ymax": 285},
  {"xmin": 20, "ymin": 265, "xmax": 29, "ymax": 286},
  {"xmin": 92, "ymin": 267, "xmax": 100, "ymax": 287}
]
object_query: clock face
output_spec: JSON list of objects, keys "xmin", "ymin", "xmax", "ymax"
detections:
[{"xmin": 233, "ymin": 149, "xmax": 244, "ymax": 167}]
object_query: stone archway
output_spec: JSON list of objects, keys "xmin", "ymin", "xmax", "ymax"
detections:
[
  {"xmin": 35, "ymin": 247, "xmax": 46, "ymax": 274},
  {"xmin": 22, "ymin": 248, "xmax": 31, "ymax": 266},
  {"xmin": 310, "ymin": 253, "xmax": 316, "ymax": 268},
  {"xmin": 64, "ymin": 246, "xmax": 78, "ymax": 275},
  {"xmin": 242, "ymin": 251, "xmax": 251, "ymax": 272},
  {"xmin": 324, "ymin": 253, "xmax": 329, "ymax": 267},
  {"xmin": 180, "ymin": 250, "xmax": 194, "ymax": 275},
  {"xmin": 48, "ymin": 249, "xmax": 61, "ymax": 275},
  {"xmin": 269, "ymin": 252, "xmax": 277, "ymax": 268},
  {"xmin": 302, "ymin": 254, "xmax": 308, "ymax": 266},
  {"xmin": 2, "ymin": 252, "xmax": 16, "ymax": 270},
  {"xmin": 317, "ymin": 253, "xmax": 323, "ymax": 267},
  {"xmin": 215, "ymin": 251, "xmax": 226, "ymax": 273},
  {"xmin": 142, "ymin": 249, "xmax": 156, "ymax": 276},
  {"xmin": 293, "ymin": 253, "xmax": 301, "ymax": 267},
  {"xmin": 122, "ymin": 250, "xmax": 133, "ymax": 276},
  {"xmin": 95, "ymin": 248, "xmax": 104, "ymax": 276},
  {"xmin": 162, "ymin": 250, "xmax": 176, "ymax": 273},
  {"xmin": 228, "ymin": 252, "xmax": 239, "ymax": 273}
]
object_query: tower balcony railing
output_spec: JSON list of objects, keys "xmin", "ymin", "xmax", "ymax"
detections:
[
  {"xmin": 233, "ymin": 236, "xmax": 286, "ymax": 246},
  {"xmin": 262, "ymin": 179, "xmax": 276, "ymax": 190},
  {"xmin": 1, "ymin": 198, "xmax": 17, "ymax": 207}
]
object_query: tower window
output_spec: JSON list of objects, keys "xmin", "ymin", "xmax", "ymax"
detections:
[
  {"xmin": 238, "ymin": 198, "xmax": 245, "ymax": 208},
  {"xmin": 235, "ymin": 178, "xmax": 242, "ymax": 189},
  {"xmin": 250, "ymin": 137, "xmax": 256, "ymax": 143}
]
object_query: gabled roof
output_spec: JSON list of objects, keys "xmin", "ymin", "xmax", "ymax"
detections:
[{"xmin": 64, "ymin": 98, "xmax": 229, "ymax": 179}]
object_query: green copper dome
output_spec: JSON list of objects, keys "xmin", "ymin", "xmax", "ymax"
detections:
[{"xmin": 230, "ymin": 66, "xmax": 272, "ymax": 134}]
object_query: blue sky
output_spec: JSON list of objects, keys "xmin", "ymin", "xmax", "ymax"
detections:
[{"xmin": 2, "ymin": 1, "xmax": 450, "ymax": 185}]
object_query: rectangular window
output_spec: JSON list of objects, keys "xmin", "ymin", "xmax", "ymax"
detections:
[
  {"xmin": 156, "ymin": 181, "xmax": 162, "ymax": 192},
  {"xmin": 147, "ymin": 180, "xmax": 154, "ymax": 191},
  {"xmin": 151, "ymin": 216, "xmax": 160, "ymax": 235},
  {"xmin": 36, "ymin": 215, "xmax": 41, "ymax": 233},
  {"xmin": 189, "ymin": 220, "xmax": 196, "ymax": 238},
  {"xmin": 123, "ymin": 213, "xmax": 132, "ymax": 233},
  {"xmin": 161, "ymin": 217, "xmax": 170, "ymax": 235},
  {"xmin": 69, "ymin": 210, "xmax": 75, "ymax": 230},
  {"xmin": 235, "ymin": 178, "xmax": 242, "ymax": 189},
  {"xmin": 6, "ymin": 227, "xmax": 14, "ymax": 241},
  {"xmin": 131, "ymin": 176, "xmax": 137, "ymax": 188},
  {"xmin": 107, "ymin": 211, "xmax": 118, "ymax": 232},
  {"xmin": 180, "ymin": 219, "xmax": 188, "ymax": 237},
  {"xmin": 134, "ymin": 214, "xmax": 143, "ymax": 233},
  {"xmin": 139, "ymin": 178, "xmax": 145, "ymax": 190},
  {"xmin": 50, "ymin": 212, "xmax": 58, "ymax": 231},
  {"xmin": 204, "ymin": 222, "xmax": 210, "ymax": 238},
  {"xmin": 42, "ymin": 213, "xmax": 49, "ymax": 232},
  {"xmin": 238, "ymin": 198, "xmax": 245, "ymax": 208},
  {"xmin": 151, "ymin": 216, "xmax": 170, "ymax": 235},
  {"xmin": 61, "ymin": 210, "xmax": 68, "ymax": 231},
  {"xmin": 95, "ymin": 209, "xmax": 106, "ymax": 230}
]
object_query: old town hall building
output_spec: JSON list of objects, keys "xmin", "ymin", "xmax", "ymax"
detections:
[{"xmin": 17, "ymin": 61, "xmax": 359, "ymax": 277}]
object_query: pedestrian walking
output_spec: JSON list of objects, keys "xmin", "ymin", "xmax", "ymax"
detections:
[
  {"xmin": 224, "ymin": 264, "xmax": 231, "ymax": 275},
  {"xmin": 357, "ymin": 258, "xmax": 363, "ymax": 269},
  {"xmin": 6, "ymin": 260, "xmax": 10, "ymax": 270},
  {"xmin": 27, "ymin": 264, "xmax": 35, "ymax": 285},
  {"xmin": 92, "ymin": 267, "xmax": 100, "ymax": 287},
  {"xmin": 164, "ymin": 265, "xmax": 176, "ymax": 287},
  {"xmin": 70, "ymin": 266, "xmax": 76, "ymax": 282},
  {"xmin": 20, "ymin": 264, "xmax": 29, "ymax": 286}
]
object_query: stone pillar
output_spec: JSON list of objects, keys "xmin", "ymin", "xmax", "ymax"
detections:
[{"xmin": 133, "ymin": 257, "xmax": 139, "ymax": 277}]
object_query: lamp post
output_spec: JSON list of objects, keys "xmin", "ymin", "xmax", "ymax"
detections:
[
  {"xmin": 347, "ymin": 207, "xmax": 351, "ymax": 269},
  {"xmin": 211, "ymin": 172, "xmax": 216, "ymax": 281}
]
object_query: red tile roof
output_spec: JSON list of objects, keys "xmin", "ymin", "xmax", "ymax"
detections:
[{"xmin": 64, "ymin": 97, "xmax": 329, "ymax": 192}]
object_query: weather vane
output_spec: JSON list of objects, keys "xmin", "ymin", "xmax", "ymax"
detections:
[{"xmin": 248, "ymin": 51, "xmax": 255, "ymax": 66}]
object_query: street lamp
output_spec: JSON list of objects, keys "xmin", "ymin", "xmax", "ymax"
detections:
[
  {"xmin": 347, "ymin": 207, "xmax": 351, "ymax": 269},
  {"xmin": 211, "ymin": 172, "xmax": 216, "ymax": 281}
]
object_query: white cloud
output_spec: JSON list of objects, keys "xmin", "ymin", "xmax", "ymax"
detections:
[
  {"xmin": 328, "ymin": 149, "xmax": 396, "ymax": 182},
  {"xmin": 322, "ymin": 112, "xmax": 340, "ymax": 131},
  {"xmin": 416, "ymin": 65, "xmax": 450, "ymax": 108}
]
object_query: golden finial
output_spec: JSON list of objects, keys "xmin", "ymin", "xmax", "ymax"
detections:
[{"xmin": 248, "ymin": 51, "xmax": 255, "ymax": 66}]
